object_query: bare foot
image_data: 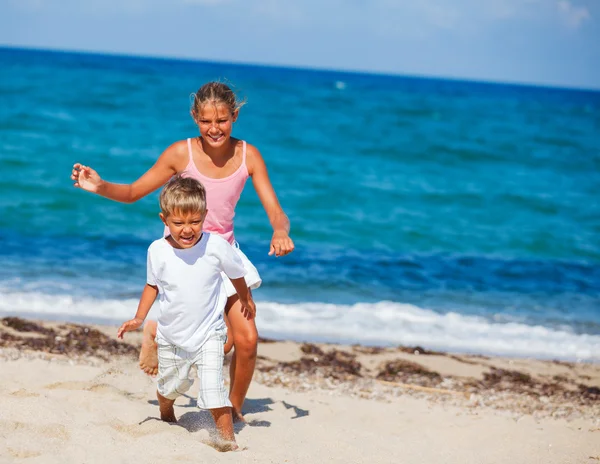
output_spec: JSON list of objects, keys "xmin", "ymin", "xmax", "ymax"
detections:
[
  {"xmin": 232, "ymin": 409, "xmax": 246, "ymax": 423},
  {"xmin": 160, "ymin": 408, "xmax": 177, "ymax": 423},
  {"xmin": 139, "ymin": 321, "xmax": 158, "ymax": 376},
  {"xmin": 213, "ymin": 439, "xmax": 239, "ymax": 452},
  {"xmin": 158, "ymin": 399, "xmax": 177, "ymax": 423},
  {"xmin": 157, "ymin": 391, "xmax": 177, "ymax": 423}
]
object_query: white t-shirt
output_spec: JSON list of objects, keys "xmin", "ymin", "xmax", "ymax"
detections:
[{"xmin": 147, "ymin": 232, "xmax": 247, "ymax": 352}]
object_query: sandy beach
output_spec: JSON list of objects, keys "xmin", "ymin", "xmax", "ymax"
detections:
[{"xmin": 0, "ymin": 316, "xmax": 598, "ymax": 464}]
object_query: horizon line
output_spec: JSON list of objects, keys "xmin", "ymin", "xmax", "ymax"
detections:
[{"xmin": 1, "ymin": 44, "xmax": 599, "ymax": 94}]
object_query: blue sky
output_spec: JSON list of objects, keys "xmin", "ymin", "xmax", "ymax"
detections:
[{"xmin": 1, "ymin": 0, "xmax": 598, "ymax": 89}]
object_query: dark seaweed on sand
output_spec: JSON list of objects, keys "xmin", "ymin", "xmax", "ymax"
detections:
[
  {"xmin": 351, "ymin": 345, "xmax": 386, "ymax": 355},
  {"xmin": 261, "ymin": 343, "xmax": 362, "ymax": 380},
  {"xmin": 0, "ymin": 317, "xmax": 138, "ymax": 361},
  {"xmin": 376, "ymin": 362, "xmax": 600, "ymax": 406},
  {"xmin": 3, "ymin": 317, "xmax": 55, "ymax": 335},
  {"xmin": 397, "ymin": 345, "xmax": 445, "ymax": 356},
  {"xmin": 300, "ymin": 343, "xmax": 325, "ymax": 356},
  {"xmin": 465, "ymin": 368, "xmax": 600, "ymax": 404},
  {"xmin": 377, "ymin": 359, "xmax": 442, "ymax": 387}
]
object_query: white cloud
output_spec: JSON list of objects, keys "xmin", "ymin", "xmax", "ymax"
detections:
[{"xmin": 557, "ymin": 1, "xmax": 591, "ymax": 28}]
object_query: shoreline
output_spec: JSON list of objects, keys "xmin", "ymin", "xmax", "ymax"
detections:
[
  {"xmin": 2, "ymin": 316, "xmax": 599, "ymax": 420},
  {"xmin": 2, "ymin": 309, "xmax": 598, "ymax": 364},
  {"xmin": 1, "ymin": 316, "xmax": 599, "ymax": 463}
]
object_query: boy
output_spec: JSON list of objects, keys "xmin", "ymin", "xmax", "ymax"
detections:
[{"xmin": 117, "ymin": 175, "xmax": 255, "ymax": 452}]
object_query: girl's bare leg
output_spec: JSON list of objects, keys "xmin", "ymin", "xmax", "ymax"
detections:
[
  {"xmin": 225, "ymin": 293, "xmax": 258, "ymax": 422},
  {"xmin": 157, "ymin": 391, "xmax": 177, "ymax": 423},
  {"xmin": 139, "ymin": 320, "xmax": 159, "ymax": 376},
  {"xmin": 210, "ymin": 407, "xmax": 238, "ymax": 451},
  {"xmin": 223, "ymin": 311, "xmax": 234, "ymax": 355}
]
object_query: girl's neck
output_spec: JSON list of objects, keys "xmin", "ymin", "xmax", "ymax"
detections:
[{"xmin": 198, "ymin": 137, "xmax": 236, "ymax": 162}]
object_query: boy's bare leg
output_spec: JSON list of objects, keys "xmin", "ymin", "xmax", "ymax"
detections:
[
  {"xmin": 226, "ymin": 294, "xmax": 258, "ymax": 422},
  {"xmin": 157, "ymin": 391, "xmax": 177, "ymax": 423},
  {"xmin": 139, "ymin": 320, "xmax": 158, "ymax": 376},
  {"xmin": 144, "ymin": 295, "xmax": 256, "ymax": 420},
  {"xmin": 141, "ymin": 317, "xmax": 233, "ymax": 375},
  {"xmin": 210, "ymin": 407, "xmax": 238, "ymax": 451}
]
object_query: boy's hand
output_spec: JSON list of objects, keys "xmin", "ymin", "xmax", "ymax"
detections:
[
  {"xmin": 117, "ymin": 318, "xmax": 144, "ymax": 339},
  {"xmin": 269, "ymin": 230, "xmax": 294, "ymax": 257},
  {"xmin": 71, "ymin": 163, "xmax": 102, "ymax": 193},
  {"xmin": 240, "ymin": 299, "xmax": 256, "ymax": 320}
]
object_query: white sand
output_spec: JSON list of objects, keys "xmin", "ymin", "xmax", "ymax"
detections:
[
  {"xmin": 1, "ymin": 318, "xmax": 599, "ymax": 463},
  {"xmin": 0, "ymin": 349, "xmax": 598, "ymax": 464}
]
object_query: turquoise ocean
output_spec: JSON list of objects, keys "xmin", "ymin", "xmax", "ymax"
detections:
[{"xmin": 1, "ymin": 47, "xmax": 599, "ymax": 361}]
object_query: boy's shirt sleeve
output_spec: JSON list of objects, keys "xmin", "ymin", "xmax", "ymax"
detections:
[
  {"xmin": 146, "ymin": 246, "xmax": 157, "ymax": 286},
  {"xmin": 216, "ymin": 239, "xmax": 246, "ymax": 280}
]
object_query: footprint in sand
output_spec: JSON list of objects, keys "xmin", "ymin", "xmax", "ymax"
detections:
[
  {"xmin": 43, "ymin": 381, "xmax": 145, "ymax": 400},
  {"xmin": 7, "ymin": 448, "xmax": 43, "ymax": 459},
  {"xmin": 0, "ymin": 420, "xmax": 70, "ymax": 440},
  {"xmin": 106, "ymin": 418, "xmax": 246, "ymax": 453},
  {"xmin": 1, "ymin": 420, "xmax": 69, "ymax": 460},
  {"xmin": 44, "ymin": 380, "xmax": 88, "ymax": 390},
  {"xmin": 107, "ymin": 419, "xmax": 168, "ymax": 438},
  {"xmin": 9, "ymin": 388, "xmax": 39, "ymax": 398}
]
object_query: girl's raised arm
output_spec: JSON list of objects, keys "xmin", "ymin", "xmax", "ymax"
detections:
[
  {"xmin": 246, "ymin": 144, "xmax": 295, "ymax": 257},
  {"xmin": 71, "ymin": 142, "xmax": 186, "ymax": 203}
]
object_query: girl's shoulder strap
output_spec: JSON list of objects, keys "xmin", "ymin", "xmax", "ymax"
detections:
[
  {"xmin": 242, "ymin": 140, "xmax": 247, "ymax": 164},
  {"xmin": 186, "ymin": 138, "xmax": 194, "ymax": 161}
]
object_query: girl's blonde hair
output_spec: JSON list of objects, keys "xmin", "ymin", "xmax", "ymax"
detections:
[
  {"xmin": 190, "ymin": 81, "xmax": 246, "ymax": 120},
  {"xmin": 159, "ymin": 175, "xmax": 206, "ymax": 218}
]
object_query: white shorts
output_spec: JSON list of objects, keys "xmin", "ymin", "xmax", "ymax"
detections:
[
  {"xmin": 156, "ymin": 327, "xmax": 231, "ymax": 409},
  {"xmin": 221, "ymin": 242, "xmax": 262, "ymax": 297}
]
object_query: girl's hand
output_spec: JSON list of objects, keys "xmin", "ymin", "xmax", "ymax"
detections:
[
  {"xmin": 269, "ymin": 231, "xmax": 295, "ymax": 257},
  {"xmin": 71, "ymin": 163, "xmax": 102, "ymax": 193},
  {"xmin": 117, "ymin": 318, "xmax": 144, "ymax": 339}
]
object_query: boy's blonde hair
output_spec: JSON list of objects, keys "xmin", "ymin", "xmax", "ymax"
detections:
[{"xmin": 159, "ymin": 175, "xmax": 207, "ymax": 217}]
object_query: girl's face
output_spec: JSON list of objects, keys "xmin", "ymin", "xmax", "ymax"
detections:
[{"xmin": 195, "ymin": 103, "xmax": 238, "ymax": 149}]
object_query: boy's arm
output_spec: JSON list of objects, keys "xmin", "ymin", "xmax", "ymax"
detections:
[
  {"xmin": 229, "ymin": 277, "xmax": 256, "ymax": 319},
  {"xmin": 117, "ymin": 284, "xmax": 158, "ymax": 339}
]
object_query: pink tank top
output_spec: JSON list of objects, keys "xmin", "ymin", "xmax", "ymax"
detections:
[{"xmin": 177, "ymin": 138, "xmax": 249, "ymax": 244}]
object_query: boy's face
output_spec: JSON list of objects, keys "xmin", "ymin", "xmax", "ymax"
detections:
[{"xmin": 160, "ymin": 209, "xmax": 206, "ymax": 249}]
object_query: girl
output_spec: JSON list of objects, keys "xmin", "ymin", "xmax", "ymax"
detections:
[{"xmin": 71, "ymin": 81, "xmax": 294, "ymax": 421}]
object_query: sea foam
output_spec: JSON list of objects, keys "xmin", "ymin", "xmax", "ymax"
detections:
[{"xmin": 1, "ymin": 291, "xmax": 598, "ymax": 362}]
